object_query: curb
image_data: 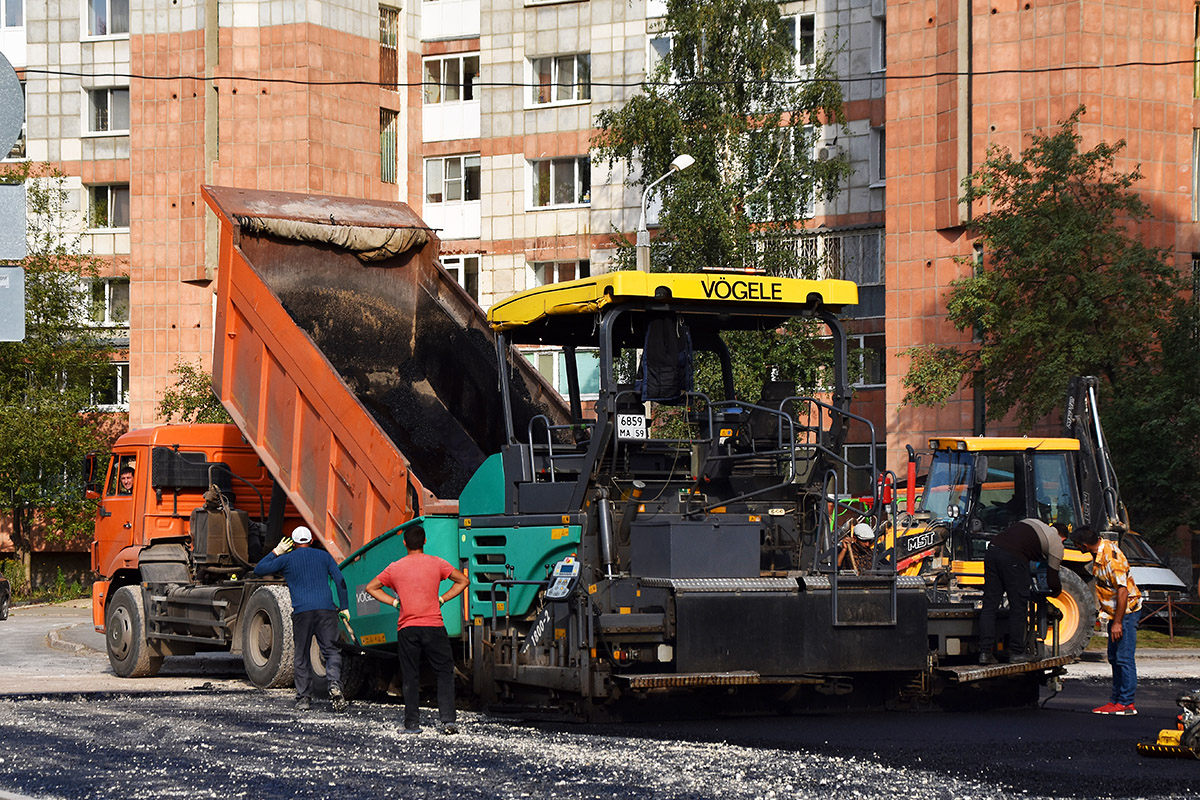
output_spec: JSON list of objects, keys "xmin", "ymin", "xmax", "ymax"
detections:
[{"xmin": 46, "ymin": 623, "xmax": 101, "ymax": 656}]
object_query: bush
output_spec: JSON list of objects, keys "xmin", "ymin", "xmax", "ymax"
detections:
[{"xmin": 0, "ymin": 560, "xmax": 87, "ymax": 604}]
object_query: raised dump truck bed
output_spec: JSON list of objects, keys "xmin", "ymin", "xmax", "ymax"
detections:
[{"xmin": 202, "ymin": 185, "xmax": 568, "ymax": 561}]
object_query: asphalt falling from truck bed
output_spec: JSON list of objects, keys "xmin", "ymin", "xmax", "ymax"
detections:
[{"xmin": 278, "ymin": 285, "xmax": 549, "ymax": 500}]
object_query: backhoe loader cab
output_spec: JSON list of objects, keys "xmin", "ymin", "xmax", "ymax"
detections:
[{"xmin": 895, "ymin": 437, "xmax": 1099, "ymax": 658}]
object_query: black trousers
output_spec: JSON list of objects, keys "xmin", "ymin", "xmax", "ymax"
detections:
[
  {"xmin": 978, "ymin": 544, "xmax": 1032, "ymax": 656},
  {"xmin": 398, "ymin": 625, "xmax": 456, "ymax": 728},
  {"xmin": 293, "ymin": 609, "xmax": 343, "ymax": 699}
]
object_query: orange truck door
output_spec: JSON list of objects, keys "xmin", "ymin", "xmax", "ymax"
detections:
[{"xmin": 93, "ymin": 451, "xmax": 143, "ymax": 578}]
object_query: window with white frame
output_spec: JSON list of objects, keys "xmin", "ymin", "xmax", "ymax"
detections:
[
  {"xmin": 88, "ymin": 277, "xmax": 130, "ymax": 326},
  {"xmin": 91, "ymin": 361, "xmax": 130, "ymax": 410},
  {"xmin": 872, "ymin": 13, "xmax": 886, "ymax": 72},
  {"xmin": 87, "ymin": 0, "xmax": 128, "ymax": 36},
  {"xmin": 2, "ymin": 0, "xmax": 22, "ymax": 27},
  {"xmin": 782, "ymin": 14, "xmax": 815, "ymax": 69},
  {"xmin": 441, "ymin": 255, "xmax": 479, "ymax": 301},
  {"xmin": 532, "ymin": 260, "xmax": 589, "ymax": 286},
  {"xmin": 426, "ymin": 155, "xmax": 481, "ymax": 204},
  {"xmin": 380, "ymin": 6, "xmax": 400, "ymax": 90},
  {"xmin": 530, "ymin": 157, "xmax": 590, "ymax": 208},
  {"xmin": 849, "ymin": 333, "xmax": 885, "ymax": 388},
  {"xmin": 529, "ymin": 54, "xmax": 590, "ymax": 105},
  {"xmin": 745, "ymin": 126, "xmax": 816, "ymax": 222},
  {"xmin": 647, "ymin": 35, "xmax": 672, "ymax": 75},
  {"xmin": 424, "ymin": 54, "xmax": 480, "ymax": 104},
  {"xmin": 87, "ymin": 88, "xmax": 130, "ymax": 134},
  {"xmin": 86, "ymin": 184, "xmax": 130, "ymax": 229},
  {"xmin": 525, "ymin": 348, "xmax": 601, "ymax": 399},
  {"xmin": 870, "ymin": 126, "xmax": 886, "ymax": 186}
]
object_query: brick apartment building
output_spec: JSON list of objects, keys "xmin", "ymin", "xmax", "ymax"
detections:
[{"xmin": 0, "ymin": 0, "xmax": 1195, "ymax": 575}]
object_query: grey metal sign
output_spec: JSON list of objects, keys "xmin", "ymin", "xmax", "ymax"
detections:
[
  {"xmin": 0, "ymin": 181, "xmax": 25, "ymax": 259},
  {"xmin": 0, "ymin": 50, "xmax": 23, "ymax": 159},
  {"xmin": 0, "ymin": 266, "xmax": 25, "ymax": 341}
]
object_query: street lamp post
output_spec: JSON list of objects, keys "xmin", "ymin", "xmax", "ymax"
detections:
[{"xmin": 636, "ymin": 154, "xmax": 695, "ymax": 273}]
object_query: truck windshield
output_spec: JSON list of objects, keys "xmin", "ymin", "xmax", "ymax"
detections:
[{"xmin": 919, "ymin": 450, "xmax": 973, "ymax": 519}]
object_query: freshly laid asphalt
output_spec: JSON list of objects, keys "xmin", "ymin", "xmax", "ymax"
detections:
[{"xmin": 1, "ymin": 600, "xmax": 1197, "ymax": 800}]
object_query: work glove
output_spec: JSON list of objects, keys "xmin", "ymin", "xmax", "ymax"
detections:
[
  {"xmin": 271, "ymin": 537, "xmax": 294, "ymax": 557},
  {"xmin": 338, "ymin": 609, "xmax": 356, "ymax": 643}
]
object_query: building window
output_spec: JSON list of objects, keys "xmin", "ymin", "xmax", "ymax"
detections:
[
  {"xmin": 828, "ymin": 230, "xmax": 884, "ymax": 318},
  {"xmin": 849, "ymin": 333, "xmax": 885, "ymax": 388},
  {"xmin": 2, "ymin": 0, "xmax": 22, "ymax": 27},
  {"xmin": 839, "ymin": 443, "xmax": 887, "ymax": 496},
  {"xmin": 426, "ymin": 155, "xmax": 481, "ymax": 204},
  {"xmin": 525, "ymin": 348, "xmax": 601, "ymax": 399},
  {"xmin": 380, "ymin": 110, "xmax": 398, "ymax": 184},
  {"xmin": 88, "ymin": 277, "xmax": 130, "ymax": 326},
  {"xmin": 782, "ymin": 14, "xmax": 815, "ymax": 68},
  {"xmin": 86, "ymin": 184, "xmax": 130, "ymax": 229},
  {"xmin": 87, "ymin": 88, "xmax": 130, "ymax": 134},
  {"xmin": 87, "ymin": 0, "xmax": 128, "ymax": 36},
  {"xmin": 870, "ymin": 126, "xmax": 886, "ymax": 186},
  {"xmin": 529, "ymin": 54, "xmax": 590, "ymax": 105},
  {"xmin": 91, "ymin": 361, "xmax": 130, "ymax": 410},
  {"xmin": 1195, "ymin": 4, "xmax": 1200, "ymax": 98},
  {"xmin": 1193, "ymin": 130, "xmax": 1200, "ymax": 221},
  {"xmin": 530, "ymin": 157, "xmax": 590, "ymax": 208},
  {"xmin": 441, "ymin": 255, "xmax": 479, "ymax": 301},
  {"xmin": 648, "ymin": 35, "xmax": 672, "ymax": 74},
  {"xmin": 533, "ymin": 260, "xmax": 589, "ymax": 286},
  {"xmin": 423, "ymin": 54, "xmax": 480, "ymax": 104},
  {"xmin": 380, "ymin": 5, "xmax": 400, "ymax": 90},
  {"xmin": 872, "ymin": 14, "xmax": 886, "ymax": 72}
]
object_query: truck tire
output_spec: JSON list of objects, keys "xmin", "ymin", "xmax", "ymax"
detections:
[
  {"xmin": 0, "ymin": 592, "xmax": 9, "ymax": 620},
  {"xmin": 105, "ymin": 585, "xmax": 163, "ymax": 678},
  {"xmin": 340, "ymin": 652, "xmax": 375, "ymax": 701},
  {"xmin": 242, "ymin": 585, "xmax": 295, "ymax": 689},
  {"xmin": 1046, "ymin": 569, "xmax": 1096, "ymax": 659}
]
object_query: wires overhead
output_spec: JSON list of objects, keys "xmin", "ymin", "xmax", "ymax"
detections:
[{"xmin": 21, "ymin": 57, "xmax": 1198, "ymax": 90}]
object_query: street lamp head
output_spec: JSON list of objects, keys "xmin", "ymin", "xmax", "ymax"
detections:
[{"xmin": 669, "ymin": 154, "xmax": 696, "ymax": 173}]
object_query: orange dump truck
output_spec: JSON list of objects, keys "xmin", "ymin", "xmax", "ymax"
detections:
[{"xmin": 90, "ymin": 186, "xmax": 566, "ymax": 686}]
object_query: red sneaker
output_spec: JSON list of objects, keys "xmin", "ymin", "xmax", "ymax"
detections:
[
  {"xmin": 1092, "ymin": 702, "xmax": 1122, "ymax": 714},
  {"xmin": 1114, "ymin": 704, "xmax": 1137, "ymax": 716}
]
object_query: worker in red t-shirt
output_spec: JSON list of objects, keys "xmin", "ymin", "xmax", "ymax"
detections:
[{"xmin": 365, "ymin": 523, "xmax": 468, "ymax": 734}]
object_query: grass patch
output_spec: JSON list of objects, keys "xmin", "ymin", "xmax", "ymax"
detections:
[{"xmin": 1087, "ymin": 629, "xmax": 1200, "ymax": 650}]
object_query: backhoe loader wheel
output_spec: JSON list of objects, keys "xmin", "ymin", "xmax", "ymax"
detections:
[
  {"xmin": 1045, "ymin": 569, "xmax": 1096, "ymax": 659},
  {"xmin": 242, "ymin": 585, "xmax": 295, "ymax": 689},
  {"xmin": 106, "ymin": 585, "xmax": 163, "ymax": 678}
]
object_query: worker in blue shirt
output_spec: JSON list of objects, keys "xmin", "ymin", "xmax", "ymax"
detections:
[{"xmin": 254, "ymin": 526, "xmax": 351, "ymax": 712}]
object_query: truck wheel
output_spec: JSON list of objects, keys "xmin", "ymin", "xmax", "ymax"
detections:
[
  {"xmin": 1045, "ymin": 570, "xmax": 1096, "ymax": 659},
  {"xmin": 106, "ymin": 585, "xmax": 163, "ymax": 678},
  {"xmin": 340, "ymin": 652, "xmax": 375, "ymax": 700},
  {"xmin": 0, "ymin": 592, "xmax": 9, "ymax": 620},
  {"xmin": 242, "ymin": 586, "xmax": 295, "ymax": 689}
]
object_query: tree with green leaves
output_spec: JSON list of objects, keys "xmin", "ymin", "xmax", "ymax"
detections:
[
  {"xmin": 592, "ymin": 0, "xmax": 853, "ymax": 399},
  {"xmin": 0, "ymin": 164, "xmax": 114, "ymax": 581},
  {"xmin": 592, "ymin": 0, "xmax": 850, "ymax": 277},
  {"xmin": 903, "ymin": 107, "xmax": 1184, "ymax": 428},
  {"xmin": 1104, "ymin": 298, "xmax": 1200, "ymax": 543},
  {"xmin": 157, "ymin": 359, "xmax": 232, "ymax": 424}
]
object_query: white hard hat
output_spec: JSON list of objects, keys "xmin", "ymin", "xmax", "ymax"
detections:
[
  {"xmin": 291, "ymin": 526, "xmax": 313, "ymax": 545},
  {"xmin": 852, "ymin": 523, "xmax": 876, "ymax": 541}
]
